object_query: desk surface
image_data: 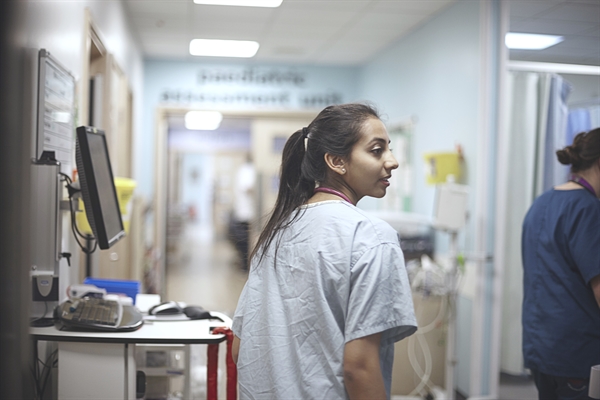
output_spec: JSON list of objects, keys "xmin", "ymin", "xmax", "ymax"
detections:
[{"xmin": 30, "ymin": 312, "xmax": 232, "ymax": 345}]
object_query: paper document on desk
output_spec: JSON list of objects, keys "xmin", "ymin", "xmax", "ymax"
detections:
[{"xmin": 143, "ymin": 314, "xmax": 190, "ymax": 321}]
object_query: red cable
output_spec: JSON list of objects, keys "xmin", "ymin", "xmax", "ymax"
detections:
[
  {"xmin": 207, "ymin": 343, "xmax": 219, "ymax": 400},
  {"xmin": 212, "ymin": 327, "xmax": 237, "ymax": 400}
]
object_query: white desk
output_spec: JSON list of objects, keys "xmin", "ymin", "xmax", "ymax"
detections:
[{"xmin": 30, "ymin": 312, "xmax": 232, "ymax": 400}]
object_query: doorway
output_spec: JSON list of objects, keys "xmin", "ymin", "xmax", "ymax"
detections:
[{"xmin": 152, "ymin": 108, "xmax": 316, "ymax": 298}]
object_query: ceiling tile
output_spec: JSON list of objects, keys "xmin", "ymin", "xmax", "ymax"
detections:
[
  {"xmin": 125, "ymin": 0, "xmax": 191, "ymax": 16},
  {"xmin": 567, "ymin": 0, "xmax": 600, "ymax": 5},
  {"xmin": 266, "ymin": 23, "xmax": 340, "ymax": 38},
  {"xmin": 131, "ymin": 16, "xmax": 188, "ymax": 34},
  {"xmin": 144, "ymin": 41, "xmax": 191, "ymax": 59},
  {"xmin": 272, "ymin": 8, "xmax": 360, "ymax": 26},
  {"xmin": 140, "ymin": 32, "xmax": 191, "ymax": 46},
  {"xmin": 189, "ymin": 21, "xmax": 266, "ymax": 39},
  {"xmin": 540, "ymin": 2, "xmax": 600, "ymax": 23},
  {"xmin": 580, "ymin": 26, "xmax": 600, "ymax": 37},
  {"xmin": 124, "ymin": 0, "xmax": 599, "ymax": 66},
  {"xmin": 259, "ymin": 45, "xmax": 309, "ymax": 57},
  {"xmin": 562, "ymin": 35, "xmax": 600, "ymax": 49},
  {"xmin": 191, "ymin": 4, "xmax": 276, "ymax": 24},
  {"xmin": 263, "ymin": 34, "xmax": 328, "ymax": 47},
  {"xmin": 508, "ymin": 0, "xmax": 565, "ymax": 18},
  {"xmin": 281, "ymin": 0, "xmax": 373, "ymax": 13},
  {"xmin": 371, "ymin": 0, "xmax": 455, "ymax": 15},
  {"xmin": 350, "ymin": 12, "xmax": 423, "ymax": 31},
  {"xmin": 510, "ymin": 17, "xmax": 598, "ymax": 35}
]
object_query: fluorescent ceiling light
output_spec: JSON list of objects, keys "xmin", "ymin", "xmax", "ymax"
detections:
[
  {"xmin": 189, "ymin": 39, "xmax": 259, "ymax": 58},
  {"xmin": 185, "ymin": 111, "xmax": 223, "ymax": 130},
  {"xmin": 505, "ymin": 33, "xmax": 564, "ymax": 50},
  {"xmin": 193, "ymin": 0, "xmax": 282, "ymax": 7}
]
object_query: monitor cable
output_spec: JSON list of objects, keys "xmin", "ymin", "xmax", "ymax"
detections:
[
  {"xmin": 29, "ymin": 301, "xmax": 54, "ymax": 328},
  {"xmin": 31, "ymin": 340, "xmax": 57, "ymax": 400},
  {"xmin": 60, "ymin": 173, "xmax": 98, "ymax": 254}
]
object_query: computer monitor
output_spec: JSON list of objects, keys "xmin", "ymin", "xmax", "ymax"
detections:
[{"xmin": 75, "ymin": 126, "xmax": 125, "ymax": 250}]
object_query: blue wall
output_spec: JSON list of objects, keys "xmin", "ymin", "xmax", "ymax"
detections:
[
  {"xmin": 360, "ymin": 1, "xmax": 481, "ymax": 230},
  {"xmin": 139, "ymin": 60, "xmax": 361, "ymax": 199},
  {"xmin": 359, "ymin": 0, "xmax": 483, "ymax": 394}
]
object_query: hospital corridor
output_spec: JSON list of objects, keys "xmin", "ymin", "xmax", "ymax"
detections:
[{"xmin": 2, "ymin": 0, "xmax": 599, "ymax": 398}]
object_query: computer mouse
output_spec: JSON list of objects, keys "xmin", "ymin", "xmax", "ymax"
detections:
[
  {"xmin": 183, "ymin": 306, "xmax": 224, "ymax": 322},
  {"xmin": 148, "ymin": 301, "xmax": 183, "ymax": 315}
]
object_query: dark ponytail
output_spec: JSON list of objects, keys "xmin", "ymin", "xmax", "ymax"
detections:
[
  {"xmin": 250, "ymin": 103, "xmax": 380, "ymax": 266},
  {"xmin": 249, "ymin": 129, "xmax": 313, "ymax": 264},
  {"xmin": 556, "ymin": 128, "xmax": 600, "ymax": 173}
]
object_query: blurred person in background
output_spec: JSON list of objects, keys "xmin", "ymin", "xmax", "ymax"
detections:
[
  {"xmin": 522, "ymin": 128, "xmax": 600, "ymax": 400},
  {"xmin": 231, "ymin": 153, "xmax": 256, "ymax": 271}
]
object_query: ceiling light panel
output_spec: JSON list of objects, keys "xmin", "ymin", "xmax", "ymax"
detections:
[
  {"xmin": 185, "ymin": 111, "xmax": 223, "ymax": 131},
  {"xmin": 505, "ymin": 33, "xmax": 564, "ymax": 50},
  {"xmin": 189, "ymin": 39, "xmax": 260, "ymax": 57},
  {"xmin": 193, "ymin": 0, "xmax": 282, "ymax": 7}
]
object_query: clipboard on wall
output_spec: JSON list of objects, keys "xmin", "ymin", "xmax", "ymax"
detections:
[{"xmin": 36, "ymin": 49, "xmax": 76, "ymax": 176}]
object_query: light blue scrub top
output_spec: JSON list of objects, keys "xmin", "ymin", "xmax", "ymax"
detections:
[{"xmin": 233, "ymin": 201, "xmax": 417, "ymax": 400}]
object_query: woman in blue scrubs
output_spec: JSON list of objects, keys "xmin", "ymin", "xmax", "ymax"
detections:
[
  {"xmin": 231, "ymin": 103, "xmax": 417, "ymax": 399},
  {"xmin": 522, "ymin": 128, "xmax": 600, "ymax": 400}
]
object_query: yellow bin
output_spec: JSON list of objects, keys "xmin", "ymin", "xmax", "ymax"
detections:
[
  {"xmin": 76, "ymin": 177, "xmax": 137, "ymax": 235},
  {"xmin": 422, "ymin": 152, "xmax": 461, "ymax": 185}
]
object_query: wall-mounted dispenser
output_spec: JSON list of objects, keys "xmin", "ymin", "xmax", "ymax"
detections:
[
  {"xmin": 422, "ymin": 150, "xmax": 463, "ymax": 185},
  {"xmin": 30, "ymin": 151, "xmax": 62, "ymax": 322}
]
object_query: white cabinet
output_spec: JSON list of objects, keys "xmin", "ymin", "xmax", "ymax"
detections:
[
  {"xmin": 57, "ymin": 342, "xmax": 136, "ymax": 399},
  {"xmin": 135, "ymin": 344, "xmax": 191, "ymax": 400}
]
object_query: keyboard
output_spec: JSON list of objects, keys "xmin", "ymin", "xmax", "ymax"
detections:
[{"xmin": 55, "ymin": 297, "xmax": 144, "ymax": 332}]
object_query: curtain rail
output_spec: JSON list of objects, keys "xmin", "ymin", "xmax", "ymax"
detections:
[{"xmin": 508, "ymin": 61, "xmax": 600, "ymax": 75}]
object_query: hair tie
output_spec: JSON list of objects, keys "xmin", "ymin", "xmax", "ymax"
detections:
[{"xmin": 302, "ymin": 127, "xmax": 309, "ymax": 151}]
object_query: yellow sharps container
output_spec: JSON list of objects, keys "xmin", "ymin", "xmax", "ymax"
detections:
[
  {"xmin": 76, "ymin": 177, "xmax": 137, "ymax": 235},
  {"xmin": 422, "ymin": 152, "xmax": 462, "ymax": 185}
]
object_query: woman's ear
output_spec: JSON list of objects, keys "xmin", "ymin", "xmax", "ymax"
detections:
[{"xmin": 324, "ymin": 153, "xmax": 346, "ymax": 175}]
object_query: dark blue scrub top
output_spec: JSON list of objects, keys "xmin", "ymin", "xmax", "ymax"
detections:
[{"xmin": 521, "ymin": 188, "xmax": 600, "ymax": 378}]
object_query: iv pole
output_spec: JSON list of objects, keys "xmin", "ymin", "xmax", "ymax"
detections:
[
  {"xmin": 432, "ymin": 182, "xmax": 468, "ymax": 400},
  {"xmin": 445, "ymin": 229, "xmax": 459, "ymax": 400}
]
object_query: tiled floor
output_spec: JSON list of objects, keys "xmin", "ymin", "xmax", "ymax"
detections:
[
  {"xmin": 165, "ymin": 223, "xmax": 247, "ymax": 316},
  {"xmin": 165, "ymin": 222, "xmax": 538, "ymax": 400},
  {"xmin": 164, "ymin": 222, "xmax": 247, "ymax": 400},
  {"xmin": 498, "ymin": 373, "xmax": 537, "ymax": 400}
]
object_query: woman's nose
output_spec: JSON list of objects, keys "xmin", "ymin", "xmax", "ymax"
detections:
[{"xmin": 386, "ymin": 153, "xmax": 399, "ymax": 170}]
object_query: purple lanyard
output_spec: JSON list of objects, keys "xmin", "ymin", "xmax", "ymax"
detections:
[
  {"xmin": 570, "ymin": 175, "xmax": 597, "ymax": 197},
  {"xmin": 314, "ymin": 187, "xmax": 353, "ymax": 204}
]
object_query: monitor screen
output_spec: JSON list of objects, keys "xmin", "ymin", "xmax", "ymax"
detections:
[{"xmin": 75, "ymin": 126, "xmax": 125, "ymax": 249}]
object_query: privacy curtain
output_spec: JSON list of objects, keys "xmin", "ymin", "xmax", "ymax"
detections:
[
  {"xmin": 499, "ymin": 71, "xmax": 571, "ymax": 375},
  {"xmin": 568, "ymin": 100, "xmax": 600, "ymax": 144}
]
